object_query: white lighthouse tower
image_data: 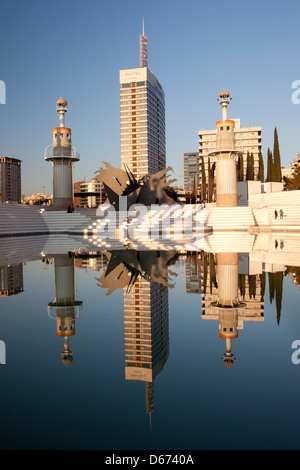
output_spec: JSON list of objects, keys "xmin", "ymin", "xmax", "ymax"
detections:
[
  {"xmin": 44, "ymin": 98, "xmax": 80, "ymax": 211},
  {"xmin": 209, "ymin": 91, "xmax": 242, "ymax": 207}
]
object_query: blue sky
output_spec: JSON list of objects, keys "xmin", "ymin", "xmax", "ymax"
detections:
[{"xmin": 0, "ymin": 0, "xmax": 300, "ymax": 195}]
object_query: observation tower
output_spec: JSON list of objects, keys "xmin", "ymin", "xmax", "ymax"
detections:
[
  {"xmin": 44, "ymin": 99, "xmax": 80, "ymax": 210},
  {"xmin": 209, "ymin": 91, "xmax": 242, "ymax": 207}
]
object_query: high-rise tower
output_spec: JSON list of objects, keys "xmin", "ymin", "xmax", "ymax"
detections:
[
  {"xmin": 44, "ymin": 99, "xmax": 80, "ymax": 210},
  {"xmin": 209, "ymin": 91, "xmax": 242, "ymax": 207},
  {"xmin": 120, "ymin": 25, "xmax": 166, "ymax": 180}
]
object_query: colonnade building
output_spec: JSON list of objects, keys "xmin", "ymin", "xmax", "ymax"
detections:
[{"xmin": 120, "ymin": 28, "xmax": 166, "ymax": 180}]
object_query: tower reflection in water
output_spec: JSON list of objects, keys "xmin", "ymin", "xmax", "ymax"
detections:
[
  {"xmin": 47, "ymin": 254, "xmax": 82, "ymax": 366},
  {"xmin": 97, "ymin": 251, "xmax": 177, "ymax": 423},
  {"xmin": 185, "ymin": 252, "xmax": 265, "ymax": 366}
]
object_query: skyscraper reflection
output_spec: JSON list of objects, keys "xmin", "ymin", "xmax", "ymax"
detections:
[
  {"xmin": 97, "ymin": 250, "xmax": 175, "ymax": 423},
  {"xmin": 124, "ymin": 279, "xmax": 169, "ymax": 423}
]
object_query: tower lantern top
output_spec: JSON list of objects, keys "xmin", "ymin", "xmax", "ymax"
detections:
[
  {"xmin": 56, "ymin": 98, "xmax": 68, "ymax": 127},
  {"xmin": 218, "ymin": 90, "xmax": 232, "ymax": 106}
]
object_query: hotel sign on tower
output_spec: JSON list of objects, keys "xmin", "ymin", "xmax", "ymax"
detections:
[{"xmin": 140, "ymin": 35, "xmax": 148, "ymax": 68}]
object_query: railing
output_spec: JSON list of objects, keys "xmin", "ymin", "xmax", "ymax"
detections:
[{"xmin": 44, "ymin": 144, "xmax": 80, "ymax": 161}]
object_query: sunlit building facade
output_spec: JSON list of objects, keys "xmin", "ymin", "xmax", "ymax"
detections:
[{"xmin": 120, "ymin": 66, "xmax": 166, "ymax": 180}]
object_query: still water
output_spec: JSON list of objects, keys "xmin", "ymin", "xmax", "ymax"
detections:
[{"xmin": 0, "ymin": 244, "xmax": 300, "ymax": 450}]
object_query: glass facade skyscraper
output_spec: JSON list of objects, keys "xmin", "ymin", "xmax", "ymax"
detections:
[{"xmin": 119, "ymin": 67, "xmax": 166, "ymax": 180}]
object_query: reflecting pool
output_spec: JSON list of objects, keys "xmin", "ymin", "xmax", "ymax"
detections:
[{"xmin": 0, "ymin": 237, "xmax": 300, "ymax": 450}]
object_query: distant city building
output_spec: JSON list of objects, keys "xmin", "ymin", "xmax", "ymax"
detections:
[
  {"xmin": 0, "ymin": 156, "xmax": 22, "ymax": 203},
  {"xmin": 183, "ymin": 152, "xmax": 200, "ymax": 192},
  {"xmin": 291, "ymin": 154, "xmax": 300, "ymax": 174},
  {"xmin": 23, "ymin": 192, "xmax": 52, "ymax": 205},
  {"xmin": 281, "ymin": 167, "xmax": 293, "ymax": 180},
  {"xmin": 74, "ymin": 253, "xmax": 108, "ymax": 272},
  {"xmin": 185, "ymin": 255, "xmax": 202, "ymax": 293},
  {"xmin": 198, "ymin": 119, "xmax": 262, "ymax": 183},
  {"xmin": 120, "ymin": 28, "xmax": 166, "ymax": 180},
  {"xmin": 0, "ymin": 263, "xmax": 23, "ymax": 296},
  {"xmin": 73, "ymin": 178, "xmax": 105, "ymax": 208}
]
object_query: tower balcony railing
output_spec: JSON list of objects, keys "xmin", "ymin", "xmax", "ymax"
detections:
[{"xmin": 44, "ymin": 144, "xmax": 80, "ymax": 161}]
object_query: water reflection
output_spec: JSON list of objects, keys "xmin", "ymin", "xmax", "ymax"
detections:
[
  {"xmin": 1, "ymin": 234, "xmax": 300, "ymax": 448},
  {"xmin": 96, "ymin": 250, "xmax": 177, "ymax": 422},
  {"xmin": 0, "ymin": 263, "xmax": 24, "ymax": 297},
  {"xmin": 48, "ymin": 254, "xmax": 83, "ymax": 366}
]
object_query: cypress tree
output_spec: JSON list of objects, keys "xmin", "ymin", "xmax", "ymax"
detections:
[
  {"xmin": 260, "ymin": 271, "xmax": 266, "ymax": 301},
  {"xmin": 258, "ymin": 149, "xmax": 264, "ymax": 182},
  {"xmin": 201, "ymin": 158, "xmax": 206, "ymax": 202},
  {"xmin": 246, "ymin": 152, "xmax": 250, "ymax": 180},
  {"xmin": 249, "ymin": 275, "xmax": 257, "ymax": 299},
  {"xmin": 246, "ymin": 152, "xmax": 254, "ymax": 180},
  {"xmin": 238, "ymin": 274, "xmax": 246, "ymax": 299},
  {"xmin": 266, "ymin": 148, "xmax": 274, "ymax": 182},
  {"xmin": 250, "ymin": 153, "xmax": 255, "ymax": 180},
  {"xmin": 191, "ymin": 176, "xmax": 197, "ymax": 204},
  {"xmin": 268, "ymin": 272, "xmax": 275, "ymax": 304},
  {"xmin": 273, "ymin": 127, "xmax": 282, "ymax": 182},
  {"xmin": 236, "ymin": 154, "xmax": 244, "ymax": 181},
  {"xmin": 275, "ymin": 271, "xmax": 283, "ymax": 326}
]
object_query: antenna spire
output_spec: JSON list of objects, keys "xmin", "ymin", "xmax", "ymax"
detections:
[{"xmin": 143, "ymin": 17, "xmax": 145, "ymax": 36}]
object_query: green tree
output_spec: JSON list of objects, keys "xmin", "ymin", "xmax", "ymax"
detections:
[
  {"xmin": 266, "ymin": 148, "xmax": 274, "ymax": 182},
  {"xmin": 201, "ymin": 158, "xmax": 206, "ymax": 202},
  {"xmin": 285, "ymin": 166, "xmax": 300, "ymax": 190},
  {"xmin": 238, "ymin": 274, "xmax": 246, "ymax": 299},
  {"xmin": 274, "ymin": 272, "xmax": 283, "ymax": 325},
  {"xmin": 246, "ymin": 152, "xmax": 254, "ymax": 180},
  {"xmin": 249, "ymin": 275, "xmax": 257, "ymax": 299},
  {"xmin": 208, "ymin": 158, "xmax": 215, "ymax": 203},
  {"xmin": 236, "ymin": 154, "xmax": 244, "ymax": 181},
  {"xmin": 260, "ymin": 272, "xmax": 266, "ymax": 301},
  {"xmin": 191, "ymin": 176, "xmax": 197, "ymax": 204},
  {"xmin": 258, "ymin": 149, "xmax": 264, "ymax": 182},
  {"xmin": 268, "ymin": 272, "xmax": 275, "ymax": 304},
  {"xmin": 273, "ymin": 127, "xmax": 282, "ymax": 182}
]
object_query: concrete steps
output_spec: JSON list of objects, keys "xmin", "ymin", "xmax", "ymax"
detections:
[
  {"xmin": 268, "ymin": 206, "xmax": 300, "ymax": 230},
  {"xmin": 0, "ymin": 204, "xmax": 48, "ymax": 236},
  {"xmin": 203, "ymin": 207, "xmax": 255, "ymax": 230}
]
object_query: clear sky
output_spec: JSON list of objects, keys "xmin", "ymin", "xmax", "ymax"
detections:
[{"xmin": 0, "ymin": 0, "xmax": 300, "ymax": 195}]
